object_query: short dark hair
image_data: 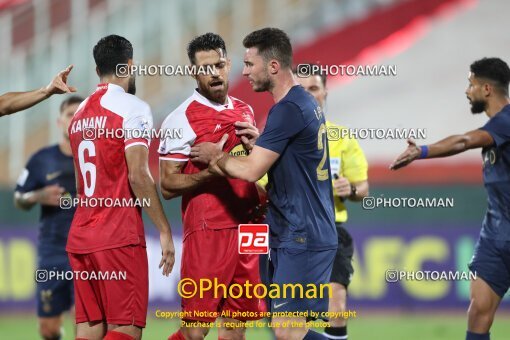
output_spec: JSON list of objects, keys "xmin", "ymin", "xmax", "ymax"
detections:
[
  {"xmin": 243, "ymin": 28, "xmax": 293, "ymax": 69},
  {"xmin": 293, "ymin": 63, "xmax": 327, "ymax": 87},
  {"xmin": 93, "ymin": 35, "xmax": 133, "ymax": 76},
  {"xmin": 187, "ymin": 33, "xmax": 227, "ymax": 64},
  {"xmin": 470, "ymin": 57, "xmax": 510, "ymax": 95},
  {"xmin": 60, "ymin": 95, "xmax": 84, "ymax": 113}
]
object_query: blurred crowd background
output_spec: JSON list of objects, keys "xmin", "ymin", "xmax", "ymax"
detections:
[{"xmin": 1, "ymin": 0, "xmax": 509, "ymax": 332}]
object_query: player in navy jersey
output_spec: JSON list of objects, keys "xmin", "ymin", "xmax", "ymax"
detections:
[
  {"xmin": 391, "ymin": 57, "xmax": 510, "ymax": 340},
  {"xmin": 191, "ymin": 28, "xmax": 337, "ymax": 340},
  {"xmin": 14, "ymin": 95, "xmax": 83, "ymax": 340}
]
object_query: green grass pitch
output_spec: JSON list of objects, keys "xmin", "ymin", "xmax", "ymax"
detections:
[{"xmin": 1, "ymin": 312, "xmax": 510, "ymax": 339}]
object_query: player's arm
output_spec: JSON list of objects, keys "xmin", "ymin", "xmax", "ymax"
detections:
[
  {"xmin": 13, "ymin": 154, "xmax": 64, "ymax": 210},
  {"xmin": 390, "ymin": 130, "xmax": 494, "ymax": 170},
  {"xmin": 160, "ymin": 134, "xmax": 229, "ymax": 200},
  {"xmin": 125, "ymin": 145, "xmax": 175, "ymax": 276},
  {"xmin": 0, "ymin": 65, "xmax": 76, "ymax": 117},
  {"xmin": 160, "ymin": 161, "xmax": 217, "ymax": 199},
  {"xmin": 14, "ymin": 185, "xmax": 65, "ymax": 210},
  {"xmin": 209, "ymin": 145, "xmax": 279, "ymax": 182}
]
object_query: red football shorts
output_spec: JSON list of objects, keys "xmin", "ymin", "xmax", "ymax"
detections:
[
  {"xmin": 68, "ymin": 245, "xmax": 148, "ymax": 327},
  {"xmin": 181, "ymin": 228, "xmax": 264, "ymax": 322}
]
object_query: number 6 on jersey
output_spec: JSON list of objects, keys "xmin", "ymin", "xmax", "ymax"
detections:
[{"xmin": 77, "ymin": 140, "xmax": 96, "ymax": 197}]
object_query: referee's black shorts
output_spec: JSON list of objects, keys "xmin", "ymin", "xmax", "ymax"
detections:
[{"xmin": 330, "ymin": 222, "xmax": 355, "ymax": 287}]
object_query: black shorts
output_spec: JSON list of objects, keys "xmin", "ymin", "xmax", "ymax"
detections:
[{"xmin": 330, "ymin": 223, "xmax": 354, "ymax": 287}]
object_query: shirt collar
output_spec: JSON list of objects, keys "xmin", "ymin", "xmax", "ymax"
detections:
[{"xmin": 97, "ymin": 83, "xmax": 126, "ymax": 93}]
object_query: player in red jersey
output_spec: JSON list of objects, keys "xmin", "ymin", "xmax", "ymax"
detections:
[
  {"xmin": 67, "ymin": 35, "xmax": 176, "ymax": 340},
  {"xmin": 159, "ymin": 33, "xmax": 264, "ymax": 340}
]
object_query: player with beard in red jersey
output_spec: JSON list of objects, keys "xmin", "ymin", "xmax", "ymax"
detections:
[{"xmin": 160, "ymin": 33, "xmax": 265, "ymax": 340}]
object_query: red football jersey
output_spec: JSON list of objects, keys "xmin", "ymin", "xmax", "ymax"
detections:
[
  {"xmin": 158, "ymin": 90, "xmax": 260, "ymax": 239},
  {"xmin": 67, "ymin": 83, "xmax": 152, "ymax": 254}
]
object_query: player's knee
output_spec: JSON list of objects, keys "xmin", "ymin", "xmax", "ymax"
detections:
[
  {"xmin": 468, "ymin": 297, "xmax": 495, "ymax": 327},
  {"xmin": 468, "ymin": 297, "xmax": 492, "ymax": 316}
]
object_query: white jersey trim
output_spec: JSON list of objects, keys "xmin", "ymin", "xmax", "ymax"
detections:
[{"xmin": 159, "ymin": 156, "xmax": 189, "ymax": 162}]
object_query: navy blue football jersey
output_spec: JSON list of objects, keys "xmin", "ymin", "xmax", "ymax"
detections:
[
  {"xmin": 16, "ymin": 145, "xmax": 76, "ymax": 263},
  {"xmin": 479, "ymin": 104, "xmax": 510, "ymax": 241},
  {"xmin": 256, "ymin": 85, "xmax": 337, "ymax": 250}
]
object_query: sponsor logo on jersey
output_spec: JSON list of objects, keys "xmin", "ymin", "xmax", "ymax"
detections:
[{"xmin": 229, "ymin": 144, "xmax": 248, "ymax": 157}]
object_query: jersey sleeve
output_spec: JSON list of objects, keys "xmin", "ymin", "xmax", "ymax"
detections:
[
  {"xmin": 341, "ymin": 137, "xmax": 368, "ymax": 183},
  {"xmin": 123, "ymin": 103, "xmax": 153, "ymax": 149},
  {"xmin": 15, "ymin": 152, "xmax": 43, "ymax": 192},
  {"xmin": 480, "ymin": 112, "xmax": 510, "ymax": 147},
  {"xmin": 255, "ymin": 101, "xmax": 307, "ymax": 154},
  {"xmin": 158, "ymin": 108, "xmax": 196, "ymax": 162}
]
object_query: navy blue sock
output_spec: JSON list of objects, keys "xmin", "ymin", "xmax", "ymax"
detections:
[
  {"xmin": 466, "ymin": 331, "xmax": 490, "ymax": 340},
  {"xmin": 45, "ymin": 335, "xmax": 61, "ymax": 340},
  {"xmin": 324, "ymin": 326, "xmax": 347, "ymax": 339},
  {"xmin": 304, "ymin": 330, "xmax": 327, "ymax": 339}
]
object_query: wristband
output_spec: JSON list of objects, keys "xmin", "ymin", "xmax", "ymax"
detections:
[{"xmin": 419, "ymin": 145, "xmax": 429, "ymax": 159}]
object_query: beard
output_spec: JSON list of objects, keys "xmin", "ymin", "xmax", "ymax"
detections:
[
  {"xmin": 127, "ymin": 76, "xmax": 136, "ymax": 95},
  {"xmin": 470, "ymin": 99, "xmax": 486, "ymax": 114},
  {"xmin": 253, "ymin": 77, "xmax": 272, "ymax": 92},
  {"xmin": 198, "ymin": 81, "xmax": 229, "ymax": 104}
]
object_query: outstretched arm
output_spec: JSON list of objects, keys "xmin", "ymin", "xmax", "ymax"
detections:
[
  {"xmin": 390, "ymin": 129, "xmax": 494, "ymax": 170},
  {"xmin": 0, "ymin": 65, "xmax": 76, "ymax": 117}
]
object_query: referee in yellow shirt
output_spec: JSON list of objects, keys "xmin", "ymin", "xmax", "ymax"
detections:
[{"xmin": 296, "ymin": 65, "xmax": 369, "ymax": 340}]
